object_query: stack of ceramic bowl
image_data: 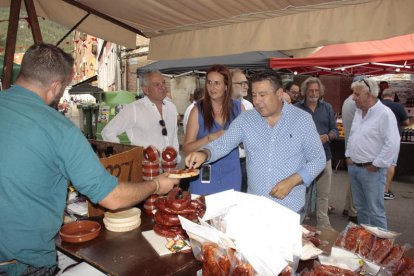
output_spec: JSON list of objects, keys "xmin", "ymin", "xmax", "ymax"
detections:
[
  {"xmin": 161, "ymin": 146, "xmax": 178, "ymax": 172},
  {"xmin": 142, "ymin": 160, "xmax": 160, "ymax": 181},
  {"xmin": 142, "ymin": 146, "xmax": 161, "ymax": 181},
  {"xmin": 143, "ymin": 194, "xmax": 159, "ymax": 216},
  {"xmin": 103, "ymin": 207, "xmax": 141, "ymax": 232}
]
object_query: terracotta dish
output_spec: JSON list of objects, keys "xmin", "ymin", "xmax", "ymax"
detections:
[
  {"xmin": 162, "ymin": 146, "xmax": 177, "ymax": 162},
  {"xmin": 144, "ymin": 145, "xmax": 160, "ymax": 162},
  {"xmin": 59, "ymin": 220, "xmax": 101, "ymax": 243}
]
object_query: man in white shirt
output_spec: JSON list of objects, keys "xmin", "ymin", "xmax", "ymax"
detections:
[
  {"xmin": 102, "ymin": 71, "xmax": 180, "ymax": 159},
  {"xmin": 183, "ymin": 88, "xmax": 204, "ymax": 133},
  {"xmin": 230, "ymin": 69, "xmax": 253, "ymax": 192},
  {"xmin": 231, "ymin": 68, "xmax": 253, "ymax": 110},
  {"xmin": 345, "ymin": 78, "xmax": 400, "ymax": 229}
]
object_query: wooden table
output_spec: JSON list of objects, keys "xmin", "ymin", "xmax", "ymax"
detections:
[{"xmin": 56, "ymin": 212, "xmax": 200, "ymax": 276}]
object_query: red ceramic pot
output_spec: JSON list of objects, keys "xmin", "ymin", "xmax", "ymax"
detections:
[
  {"xmin": 144, "ymin": 145, "xmax": 160, "ymax": 162},
  {"xmin": 161, "ymin": 146, "xmax": 177, "ymax": 162},
  {"xmin": 142, "ymin": 160, "xmax": 160, "ymax": 170},
  {"xmin": 142, "ymin": 169, "xmax": 160, "ymax": 177},
  {"xmin": 161, "ymin": 161, "xmax": 177, "ymax": 169}
]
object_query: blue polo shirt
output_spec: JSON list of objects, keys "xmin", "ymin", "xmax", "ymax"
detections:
[
  {"xmin": 295, "ymin": 100, "xmax": 338, "ymax": 161},
  {"xmin": 0, "ymin": 85, "xmax": 117, "ymax": 274}
]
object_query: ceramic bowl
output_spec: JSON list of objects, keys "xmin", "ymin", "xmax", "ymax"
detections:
[
  {"xmin": 144, "ymin": 145, "xmax": 160, "ymax": 162},
  {"xmin": 161, "ymin": 146, "xmax": 177, "ymax": 162},
  {"xmin": 59, "ymin": 220, "xmax": 101, "ymax": 243}
]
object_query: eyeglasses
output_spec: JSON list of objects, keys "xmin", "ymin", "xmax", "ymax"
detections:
[
  {"xmin": 361, "ymin": 79, "xmax": 371, "ymax": 92},
  {"xmin": 233, "ymin": 81, "xmax": 249, "ymax": 87},
  {"xmin": 159, "ymin": 119, "xmax": 167, "ymax": 136}
]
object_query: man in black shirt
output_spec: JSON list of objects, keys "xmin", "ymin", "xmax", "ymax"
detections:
[{"xmin": 382, "ymin": 88, "xmax": 410, "ymax": 199}]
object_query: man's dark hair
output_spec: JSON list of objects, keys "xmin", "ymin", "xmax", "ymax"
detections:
[
  {"xmin": 284, "ymin": 81, "xmax": 299, "ymax": 91},
  {"xmin": 249, "ymin": 70, "xmax": 283, "ymax": 92},
  {"xmin": 193, "ymin": 87, "xmax": 204, "ymax": 101},
  {"xmin": 18, "ymin": 43, "xmax": 74, "ymax": 86}
]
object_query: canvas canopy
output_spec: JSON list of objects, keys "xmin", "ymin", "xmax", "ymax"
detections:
[
  {"xmin": 269, "ymin": 34, "xmax": 414, "ymax": 76},
  {"xmin": 136, "ymin": 51, "xmax": 288, "ymax": 75},
  {"xmin": 1, "ymin": 0, "xmax": 414, "ymax": 60}
]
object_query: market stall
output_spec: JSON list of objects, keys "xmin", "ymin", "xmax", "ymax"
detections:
[{"xmin": 57, "ymin": 197, "xmax": 414, "ymax": 275}]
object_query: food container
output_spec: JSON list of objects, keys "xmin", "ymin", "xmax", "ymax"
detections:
[
  {"xmin": 144, "ymin": 195, "xmax": 159, "ymax": 215},
  {"xmin": 161, "ymin": 160, "xmax": 177, "ymax": 173},
  {"xmin": 162, "ymin": 146, "xmax": 177, "ymax": 162},
  {"xmin": 142, "ymin": 168, "xmax": 160, "ymax": 178},
  {"xmin": 144, "ymin": 145, "xmax": 160, "ymax": 162},
  {"xmin": 142, "ymin": 160, "xmax": 160, "ymax": 170},
  {"xmin": 161, "ymin": 160, "xmax": 177, "ymax": 168}
]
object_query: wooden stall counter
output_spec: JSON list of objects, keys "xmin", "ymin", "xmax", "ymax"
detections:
[{"xmin": 56, "ymin": 212, "xmax": 200, "ymax": 276}]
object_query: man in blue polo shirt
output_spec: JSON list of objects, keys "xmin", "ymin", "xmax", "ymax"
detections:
[
  {"xmin": 185, "ymin": 71, "xmax": 325, "ymax": 216},
  {"xmin": 0, "ymin": 44, "xmax": 178, "ymax": 276}
]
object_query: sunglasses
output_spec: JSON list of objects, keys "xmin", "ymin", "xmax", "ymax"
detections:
[
  {"xmin": 361, "ymin": 79, "xmax": 371, "ymax": 92},
  {"xmin": 159, "ymin": 119, "xmax": 167, "ymax": 136}
]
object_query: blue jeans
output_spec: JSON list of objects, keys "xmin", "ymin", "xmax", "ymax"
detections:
[{"xmin": 348, "ymin": 165, "xmax": 387, "ymax": 229}]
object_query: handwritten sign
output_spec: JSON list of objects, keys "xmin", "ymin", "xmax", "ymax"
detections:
[{"xmin": 88, "ymin": 146, "xmax": 143, "ymax": 217}]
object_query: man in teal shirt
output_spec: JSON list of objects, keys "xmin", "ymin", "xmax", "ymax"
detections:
[{"xmin": 0, "ymin": 44, "xmax": 178, "ymax": 276}]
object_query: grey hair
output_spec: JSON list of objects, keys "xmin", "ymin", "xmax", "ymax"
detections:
[
  {"xmin": 350, "ymin": 78, "xmax": 379, "ymax": 97},
  {"xmin": 141, "ymin": 70, "xmax": 162, "ymax": 87},
  {"xmin": 382, "ymin": 87, "xmax": 395, "ymax": 97},
  {"xmin": 301, "ymin": 77, "xmax": 325, "ymax": 97},
  {"xmin": 229, "ymin": 68, "xmax": 245, "ymax": 78}
]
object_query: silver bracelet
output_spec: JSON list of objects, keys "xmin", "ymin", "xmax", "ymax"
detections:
[{"xmin": 152, "ymin": 178, "xmax": 160, "ymax": 194}]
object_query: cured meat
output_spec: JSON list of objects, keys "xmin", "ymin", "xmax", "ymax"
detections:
[
  {"xmin": 356, "ymin": 228, "xmax": 375, "ymax": 258},
  {"xmin": 202, "ymin": 243, "xmax": 223, "ymax": 276},
  {"xmin": 344, "ymin": 226, "xmax": 363, "ymax": 252},
  {"xmin": 312, "ymin": 264, "xmax": 359, "ymax": 276},
  {"xmin": 154, "ymin": 211, "xmax": 197, "ymax": 226},
  {"xmin": 202, "ymin": 242, "xmax": 253, "ymax": 276},
  {"xmin": 153, "ymin": 223, "xmax": 185, "ymax": 238},
  {"xmin": 381, "ymin": 244, "xmax": 404, "ymax": 268},
  {"xmin": 166, "ymin": 187, "xmax": 191, "ymax": 210},
  {"xmin": 231, "ymin": 263, "xmax": 253, "ymax": 276},
  {"xmin": 153, "ymin": 188, "xmax": 206, "ymax": 238},
  {"xmin": 370, "ymin": 238, "xmax": 393, "ymax": 263}
]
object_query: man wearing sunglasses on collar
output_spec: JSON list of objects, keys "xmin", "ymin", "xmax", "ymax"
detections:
[
  {"xmin": 345, "ymin": 78, "xmax": 400, "ymax": 229},
  {"xmin": 102, "ymin": 70, "xmax": 180, "ymax": 161}
]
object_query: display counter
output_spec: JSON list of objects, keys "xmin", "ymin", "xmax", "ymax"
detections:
[{"xmin": 56, "ymin": 213, "xmax": 200, "ymax": 275}]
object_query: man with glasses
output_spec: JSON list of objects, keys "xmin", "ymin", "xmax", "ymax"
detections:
[
  {"xmin": 345, "ymin": 78, "xmax": 400, "ymax": 229},
  {"xmin": 284, "ymin": 81, "xmax": 301, "ymax": 104},
  {"xmin": 231, "ymin": 68, "xmax": 253, "ymax": 110},
  {"xmin": 231, "ymin": 69, "xmax": 253, "ymax": 192},
  {"xmin": 185, "ymin": 71, "xmax": 325, "ymax": 215},
  {"xmin": 102, "ymin": 71, "xmax": 180, "ymax": 159}
]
